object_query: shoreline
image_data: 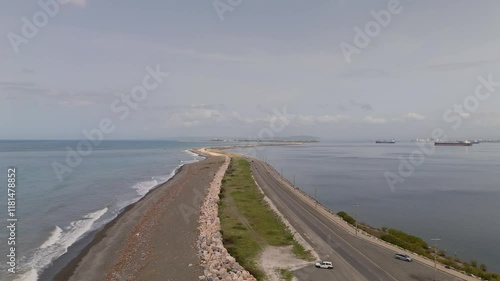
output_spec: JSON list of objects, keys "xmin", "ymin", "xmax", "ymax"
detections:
[
  {"xmin": 38, "ymin": 146, "xmax": 253, "ymax": 280},
  {"xmin": 43, "ymin": 164, "xmax": 187, "ymax": 281},
  {"xmin": 45, "ymin": 149, "xmax": 222, "ymax": 281},
  {"xmin": 35, "ymin": 143, "xmax": 495, "ymax": 280}
]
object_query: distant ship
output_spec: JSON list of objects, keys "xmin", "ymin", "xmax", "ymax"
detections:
[
  {"xmin": 376, "ymin": 139, "xmax": 396, "ymax": 144},
  {"xmin": 434, "ymin": 141, "xmax": 473, "ymax": 146}
]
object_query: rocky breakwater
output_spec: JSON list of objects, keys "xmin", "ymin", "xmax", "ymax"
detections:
[{"xmin": 197, "ymin": 153, "xmax": 257, "ymax": 281}]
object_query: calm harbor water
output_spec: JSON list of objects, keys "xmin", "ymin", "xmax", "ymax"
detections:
[{"xmin": 232, "ymin": 142, "xmax": 500, "ymax": 272}]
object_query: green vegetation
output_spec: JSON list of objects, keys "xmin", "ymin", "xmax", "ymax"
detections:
[
  {"xmin": 337, "ymin": 211, "xmax": 500, "ymax": 280},
  {"xmin": 292, "ymin": 240, "xmax": 315, "ymax": 261},
  {"xmin": 278, "ymin": 268, "xmax": 293, "ymax": 281},
  {"xmin": 219, "ymin": 157, "xmax": 313, "ymax": 280},
  {"xmin": 337, "ymin": 211, "xmax": 356, "ymax": 225},
  {"xmin": 380, "ymin": 228, "xmax": 429, "ymax": 257}
]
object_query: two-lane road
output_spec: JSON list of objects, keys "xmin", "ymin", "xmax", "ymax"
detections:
[{"xmin": 249, "ymin": 158, "xmax": 463, "ymax": 281}]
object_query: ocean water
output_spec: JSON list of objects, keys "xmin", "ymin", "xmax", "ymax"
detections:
[
  {"xmin": 0, "ymin": 140, "xmax": 219, "ymax": 281},
  {"xmin": 232, "ymin": 142, "xmax": 500, "ymax": 272}
]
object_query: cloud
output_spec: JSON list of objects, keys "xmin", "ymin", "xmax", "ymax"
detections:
[
  {"xmin": 449, "ymin": 112, "xmax": 500, "ymax": 128},
  {"xmin": 162, "ymin": 48, "xmax": 264, "ymax": 64},
  {"xmin": 336, "ymin": 104, "xmax": 347, "ymax": 111},
  {"xmin": 63, "ymin": 0, "xmax": 87, "ymax": 7},
  {"xmin": 362, "ymin": 115, "xmax": 387, "ymax": 124},
  {"xmin": 336, "ymin": 100, "xmax": 373, "ymax": 112},
  {"xmin": 404, "ymin": 112, "xmax": 426, "ymax": 121},
  {"xmin": 21, "ymin": 69, "xmax": 36, "ymax": 75},
  {"xmin": 0, "ymin": 81, "xmax": 48, "ymax": 98},
  {"xmin": 53, "ymin": 99, "xmax": 95, "ymax": 107},
  {"xmin": 315, "ymin": 115, "xmax": 349, "ymax": 124},
  {"xmin": 460, "ymin": 112, "xmax": 471, "ymax": 118},
  {"xmin": 391, "ymin": 112, "xmax": 426, "ymax": 122},
  {"xmin": 165, "ymin": 104, "xmax": 254, "ymax": 128},
  {"xmin": 166, "ymin": 105, "xmax": 432, "ymax": 130},
  {"xmin": 426, "ymin": 59, "xmax": 500, "ymax": 71},
  {"xmin": 338, "ymin": 69, "xmax": 387, "ymax": 78},
  {"xmin": 296, "ymin": 114, "xmax": 349, "ymax": 125},
  {"xmin": 0, "ymin": 80, "xmax": 109, "ymax": 107},
  {"xmin": 163, "ymin": 104, "xmax": 352, "ymax": 129},
  {"xmin": 425, "ymin": 39, "xmax": 500, "ymax": 71},
  {"xmin": 350, "ymin": 100, "xmax": 373, "ymax": 111},
  {"xmin": 406, "ymin": 112, "xmax": 425, "ymax": 121},
  {"xmin": 471, "ymin": 112, "xmax": 500, "ymax": 126},
  {"xmin": 0, "ymin": 81, "xmax": 36, "ymax": 88}
]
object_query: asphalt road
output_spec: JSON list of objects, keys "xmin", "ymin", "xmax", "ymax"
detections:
[{"xmin": 249, "ymin": 158, "xmax": 464, "ymax": 281}]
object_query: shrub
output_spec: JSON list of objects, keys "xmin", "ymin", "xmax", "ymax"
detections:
[
  {"xmin": 337, "ymin": 211, "xmax": 356, "ymax": 225},
  {"xmin": 480, "ymin": 263, "xmax": 487, "ymax": 272}
]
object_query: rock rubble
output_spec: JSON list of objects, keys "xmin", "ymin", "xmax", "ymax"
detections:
[{"xmin": 197, "ymin": 155, "xmax": 257, "ymax": 281}]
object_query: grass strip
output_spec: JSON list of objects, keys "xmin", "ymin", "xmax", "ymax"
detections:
[
  {"xmin": 337, "ymin": 210, "xmax": 500, "ymax": 280},
  {"xmin": 219, "ymin": 156, "xmax": 313, "ymax": 280}
]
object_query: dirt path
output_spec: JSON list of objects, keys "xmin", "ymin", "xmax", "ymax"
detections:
[{"xmin": 259, "ymin": 246, "xmax": 312, "ymax": 281}]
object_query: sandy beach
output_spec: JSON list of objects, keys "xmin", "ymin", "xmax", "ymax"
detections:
[{"xmin": 51, "ymin": 151, "xmax": 225, "ymax": 281}]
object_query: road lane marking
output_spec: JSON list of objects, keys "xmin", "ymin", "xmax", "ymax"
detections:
[
  {"xmin": 251, "ymin": 162, "xmax": 369, "ymax": 281},
  {"xmin": 253, "ymin": 160, "xmax": 399, "ymax": 281}
]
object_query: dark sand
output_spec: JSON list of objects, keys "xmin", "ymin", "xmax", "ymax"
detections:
[{"xmin": 54, "ymin": 153, "xmax": 224, "ymax": 281}]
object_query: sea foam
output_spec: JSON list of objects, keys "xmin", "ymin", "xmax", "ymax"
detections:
[
  {"xmin": 132, "ymin": 179, "xmax": 159, "ymax": 196},
  {"xmin": 40, "ymin": 226, "xmax": 62, "ymax": 249},
  {"xmin": 15, "ymin": 208, "xmax": 108, "ymax": 281},
  {"xmin": 185, "ymin": 149, "xmax": 205, "ymax": 162}
]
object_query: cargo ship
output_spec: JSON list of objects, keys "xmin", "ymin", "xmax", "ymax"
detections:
[
  {"xmin": 434, "ymin": 141, "xmax": 473, "ymax": 146},
  {"xmin": 376, "ymin": 139, "xmax": 396, "ymax": 144}
]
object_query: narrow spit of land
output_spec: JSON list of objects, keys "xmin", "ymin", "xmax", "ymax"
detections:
[
  {"xmin": 218, "ymin": 155, "xmax": 314, "ymax": 281},
  {"xmin": 52, "ymin": 153, "xmax": 224, "ymax": 281}
]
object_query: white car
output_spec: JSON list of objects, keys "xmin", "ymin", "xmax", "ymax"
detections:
[
  {"xmin": 394, "ymin": 253, "xmax": 412, "ymax": 262},
  {"xmin": 315, "ymin": 261, "xmax": 333, "ymax": 269}
]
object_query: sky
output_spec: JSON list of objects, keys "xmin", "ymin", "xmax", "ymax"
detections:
[{"xmin": 1, "ymin": 0, "xmax": 500, "ymax": 140}]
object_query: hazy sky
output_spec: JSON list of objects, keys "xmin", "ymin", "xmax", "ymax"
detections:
[{"xmin": 2, "ymin": 0, "xmax": 500, "ymax": 140}]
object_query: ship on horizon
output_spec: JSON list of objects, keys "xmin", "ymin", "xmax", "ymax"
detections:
[
  {"xmin": 375, "ymin": 139, "xmax": 396, "ymax": 144},
  {"xmin": 434, "ymin": 140, "xmax": 473, "ymax": 146}
]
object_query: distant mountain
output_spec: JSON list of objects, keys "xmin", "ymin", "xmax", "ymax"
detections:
[
  {"xmin": 274, "ymin": 135, "xmax": 320, "ymax": 141},
  {"xmin": 162, "ymin": 135, "xmax": 321, "ymax": 143},
  {"xmin": 234, "ymin": 135, "xmax": 320, "ymax": 143}
]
